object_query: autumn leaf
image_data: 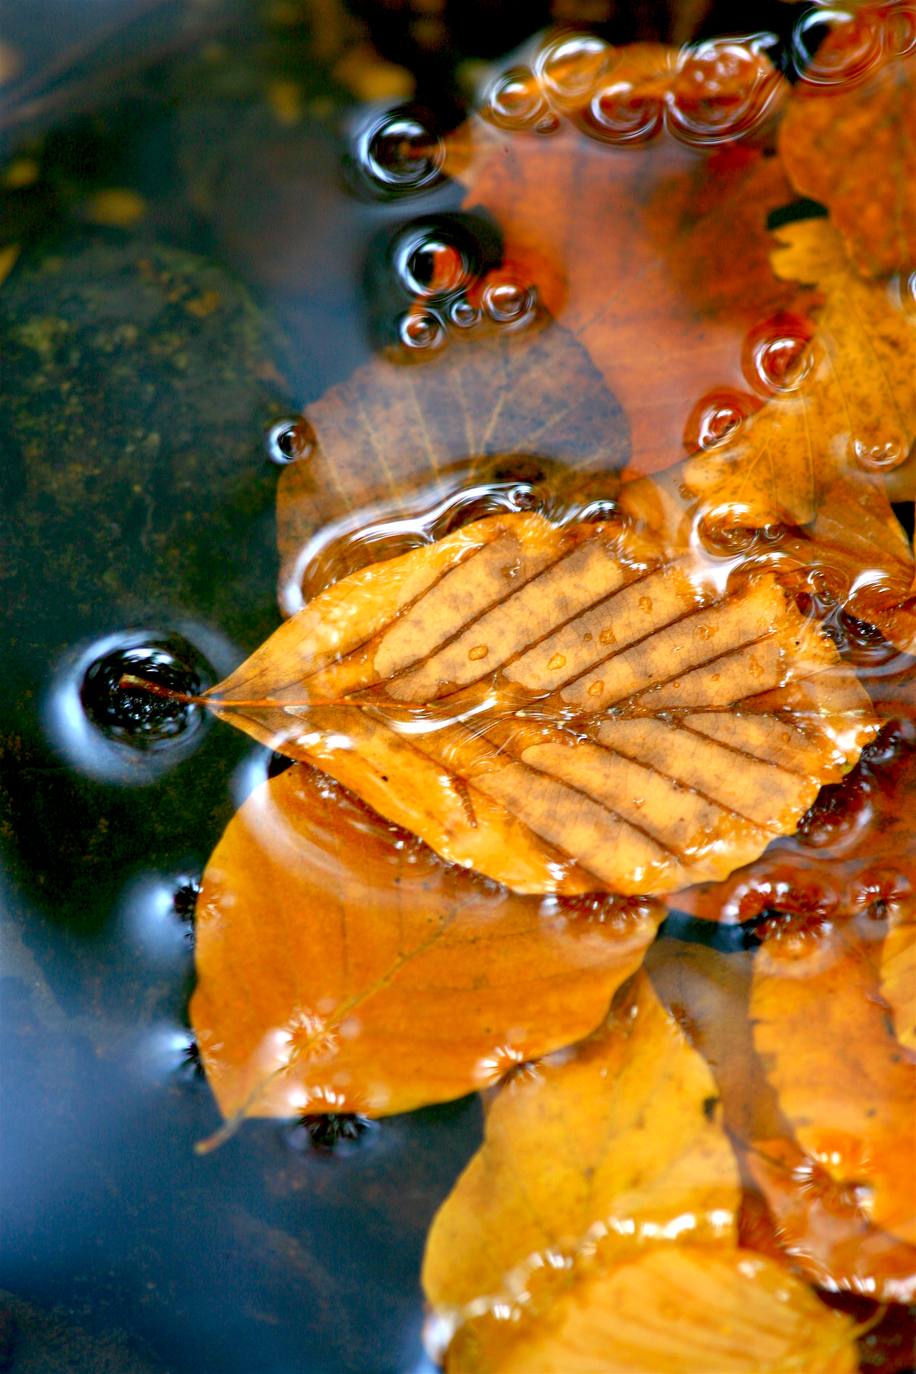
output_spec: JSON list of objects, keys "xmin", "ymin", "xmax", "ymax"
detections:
[
  {"xmin": 752, "ymin": 918, "xmax": 916, "ymax": 1250},
  {"xmin": 200, "ymin": 509, "xmax": 877, "ymax": 896},
  {"xmin": 190, "ymin": 763, "xmax": 661, "ymax": 1127},
  {"xmin": 441, "ymin": 39, "xmax": 810, "ymax": 476},
  {"xmin": 780, "ymin": 7, "xmax": 916, "ymax": 278},
  {"xmin": 422, "ymin": 968, "xmax": 859, "ymax": 1373},
  {"xmin": 685, "ymin": 217, "xmax": 916, "ymax": 527},
  {"xmin": 649, "ymin": 939, "xmax": 916, "ymax": 1301},
  {"xmin": 276, "ymin": 318, "xmax": 626, "ymax": 613},
  {"xmin": 669, "ymin": 717, "xmax": 916, "ymax": 923},
  {"xmin": 881, "ymin": 905, "xmax": 916, "ymax": 1051}
]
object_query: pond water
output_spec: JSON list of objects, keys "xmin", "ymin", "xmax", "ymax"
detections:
[{"xmin": 1, "ymin": 2, "xmax": 914, "ymax": 1372}]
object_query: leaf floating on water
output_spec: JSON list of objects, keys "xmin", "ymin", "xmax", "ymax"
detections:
[
  {"xmin": 190, "ymin": 764, "xmax": 661, "ymax": 1124},
  {"xmin": 685, "ymin": 218, "xmax": 916, "ymax": 525},
  {"xmin": 423, "ymin": 970, "xmax": 859, "ymax": 1374},
  {"xmin": 205, "ymin": 509, "xmax": 877, "ymax": 896},
  {"xmin": 780, "ymin": 9, "xmax": 916, "ymax": 278},
  {"xmin": 881, "ymin": 906, "xmax": 916, "ymax": 1052}
]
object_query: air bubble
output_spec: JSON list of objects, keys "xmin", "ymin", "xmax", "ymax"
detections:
[
  {"xmin": 586, "ymin": 81, "xmax": 664, "ymax": 144},
  {"xmin": 481, "ymin": 277, "xmax": 536, "ymax": 325},
  {"xmin": 668, "ymin": 36, "xmax": 782, "ymax": 145},
  {"xmin": 267, "ymin": 417, "xmax": 316, "ymax": 466},
  {"xmin": 394, "ymin": 228, "xmax": 469, "ymax": 300},
  {"xmin": 852, "ymin": 437, "xmax": 907, "ymax": 473},
  {"xmin": 448, "ymin": 296, "xmax": 481, "ymax": 329},
  {"xmin": 359, "ymin": 110, "xmax": 445, "ymax": 195},
  {"xmin": 398, "ymin": 309, "xmax": 445, "ymax": 350},
  {"xmin": 485, "ymin": 67, "xmax": 547, "ymax": 131},
  {"xmin": 791, "ymin": 8, "xmax": 881, "ymax": 85},
  {"xmin": 683, "ymin": 388, "xmax": 756, "ymax": 453},
  {"xmin": 743, "ymin": 316, "xmax": 815, "ymax": 397},
  {"xmin": 80, "ymin": 640, "xmax": 205, "ymax": 747},
  {"xmin": 537, "ymin": 34, "xmax": 612, "ymax": 108}
]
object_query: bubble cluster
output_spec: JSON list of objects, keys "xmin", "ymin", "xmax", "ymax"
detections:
[{"xmin": 482, "ymin": 32, "xmax": 784, "ymax": 149}]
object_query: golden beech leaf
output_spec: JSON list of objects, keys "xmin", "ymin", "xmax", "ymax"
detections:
[
  {"xmin": 752, "ymin": 920, "xmax": 916, "ymax": 1251},
  {"xmin": 422, "ymin": 969, "xmax": 859, "ymax": 1374},
  {"xmin": 443, "ymin": 40, "xmax": 811, "ymax": 477},
  {"xmin": 441, "ymin": 1247, "xmax": 859, "ymax": 1374},
  {"xmin": 685, "ymin": 217, "xmax": 916, "ymax": 526},
  {"xmin": 649, "ymin": 940, "xmax": 916, "ymax": 1302},
  {"xmin": 202, "ymin": 510, "xmax": 878, "ymax": 896},
  {"xmin": 190, "ymin": 763, "xmax": 662, "ymax": 1125},
  {"xmin": 276, "ymin": 319, "xmax": 627, "ymax": 612},
  {"xmin": 780, "ymin": 10, "xmax": 916, "ymax": 278},
  {"xmin": 422, "ymin": 969, "xmax": 740, "ymax": 1316}
]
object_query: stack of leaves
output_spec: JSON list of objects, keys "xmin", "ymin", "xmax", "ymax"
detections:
[{"xmin": 166, "ymin": 18, "xmax": 916, "ymax": 1372}]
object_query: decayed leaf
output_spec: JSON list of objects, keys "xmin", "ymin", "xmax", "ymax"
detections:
[
  {"xmin": 650, "ymin": 939, "xmax": 916, "ymax": 1301},
  {"xmin": 276, "ymin": 319, "xmax": 627, "ymax": 612},
  {"xmin": 445, "ymin": 41, "xmax": 809, "ymax": 476},
  {"xmin": 685, "ymin": 217, "xmax": 916, "ymax": 526},
  {"xmin": 203, "ymin": 509, "xmax": 877, "ymax": 896},
  {"xmin": 190, "ymin": 763, "xmax": 661, "ymax": 1123},
  {"xmin": 780, "ymin": 13, "xmax": 916, "ymax": 278},
  {"xmin": 423, "ymin": 969, "xmax": 859, "ymax": 1373},
  {"xmin": 442, "ymin": 1247, "xmax": 859, "ymax": 1374},
  {"xmin": 752, "ymin": 920, "xmax": 916, "ymax": 1251},
  {"xmin": 670, "ymin": 717, "xmax": 916, "ymax": 923},
  {"xmin": 881, "ymin": 907, "xmax": 916, "ymax": 1050}
]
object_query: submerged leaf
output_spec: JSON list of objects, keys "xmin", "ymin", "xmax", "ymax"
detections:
[
  {"xmin": 203, "ymin": 510, "xmax": 877, "ymax": 895},
  {"xmin": 191, "ymin": 764, "xmax": 660, "ymax": 1123},
  {"xmin": 780, "ymin": 11, "xmax": 916, "ymax": 278},
  {"xmin": 685, "ymin": 218, "xmax": 916, "ymax": 526}
]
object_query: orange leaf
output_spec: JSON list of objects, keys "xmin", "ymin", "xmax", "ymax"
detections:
[
  {"xmin": 650, "ymin": 938, "xmax": 916, "ymax": 1301},
  {"xmin": 202, "ymin": 510, "xmax": 877, "ymax": 895},
  {"xmin": 190, "ymin": 763, "xmax": 661, "ymax": 1126},
  {"xmin": 881, "ymin": 905, "xmax": 916, "ymax": 1050},
  {"xmin": 447, "ymin": 38, "xmax": 806, "ymax": 477},
  {"xmin": 780, "ymin": 8, "xmax": 916, "ymax": 278},
  {"xmin": 752, "ymin": 920, "xmax": 916, "ymax": 1251}
]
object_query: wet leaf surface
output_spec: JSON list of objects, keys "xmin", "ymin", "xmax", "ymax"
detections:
[
  {"xmin": 191, "ymin": 763, "xmax": 661, "ymax": 1123},
  {"xmin": 685, "ymin": 218, "xmax": 916, "ymax": 527},
  {"xmin": 204, "ymin": 509, "xmax": 877, "ymax": 895},
  {"xmin": 780, "ymin": 10, "xmax": 916, "ymax": 279}
]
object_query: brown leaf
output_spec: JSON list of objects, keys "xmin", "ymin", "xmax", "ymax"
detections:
[
  {"xmin": 445, "ymin": 40, "xmax": 808, "ymax": 477},
  {"xmin": 685, "ymin": 217, "xmax": 916, "ymax": 526},
  {"xmin": 422, "ymin": 967, "xmax": 859, "ymax": 1373},
  {"xmin": 650, "ymin": 939, "xmax": 916, "ymax": 1301},
  {"xmin": 203, "ymin": 510, "xmax": 877, "ymax": 895},
  {"xmin": 190, "ymin": 763, "xmax": 661, "ymax": 1125},
  {"xmin": 276, "ymin": 319, "xmax": 626, "ymax": 613},
  {"xmin": 780, "ymin": 9, "xmax": 916, "ymax": 278}
]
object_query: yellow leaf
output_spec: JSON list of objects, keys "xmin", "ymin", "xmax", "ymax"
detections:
[
  {"xmin": 202, "ymin": 510, "xmax": 877, "ymax": 895},
  {"xmin": 191, "ymin": 764, "xmax": 661, "ymax": 1126},
  {"xmin": 685, "ymin": 218, "xmax": 916, "ymax": 526}
]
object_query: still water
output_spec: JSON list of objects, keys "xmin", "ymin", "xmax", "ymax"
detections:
[{"xmin": 1, "ymin": 1, "xmax": 914, "ymax": 1371}]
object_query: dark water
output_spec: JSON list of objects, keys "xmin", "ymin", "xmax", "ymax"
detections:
[{"xmin": 0, "ymin": 2, "xmax": 890, "ymax": 1371}]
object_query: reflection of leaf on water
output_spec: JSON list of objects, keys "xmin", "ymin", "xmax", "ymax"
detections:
[
  {"xmin": 202, "ymin": 509, "xmax": 877, "ymax": 896},
  {"xmin": 191, "ymin": 763, "xmax": 661, "ymax": 1127}
]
